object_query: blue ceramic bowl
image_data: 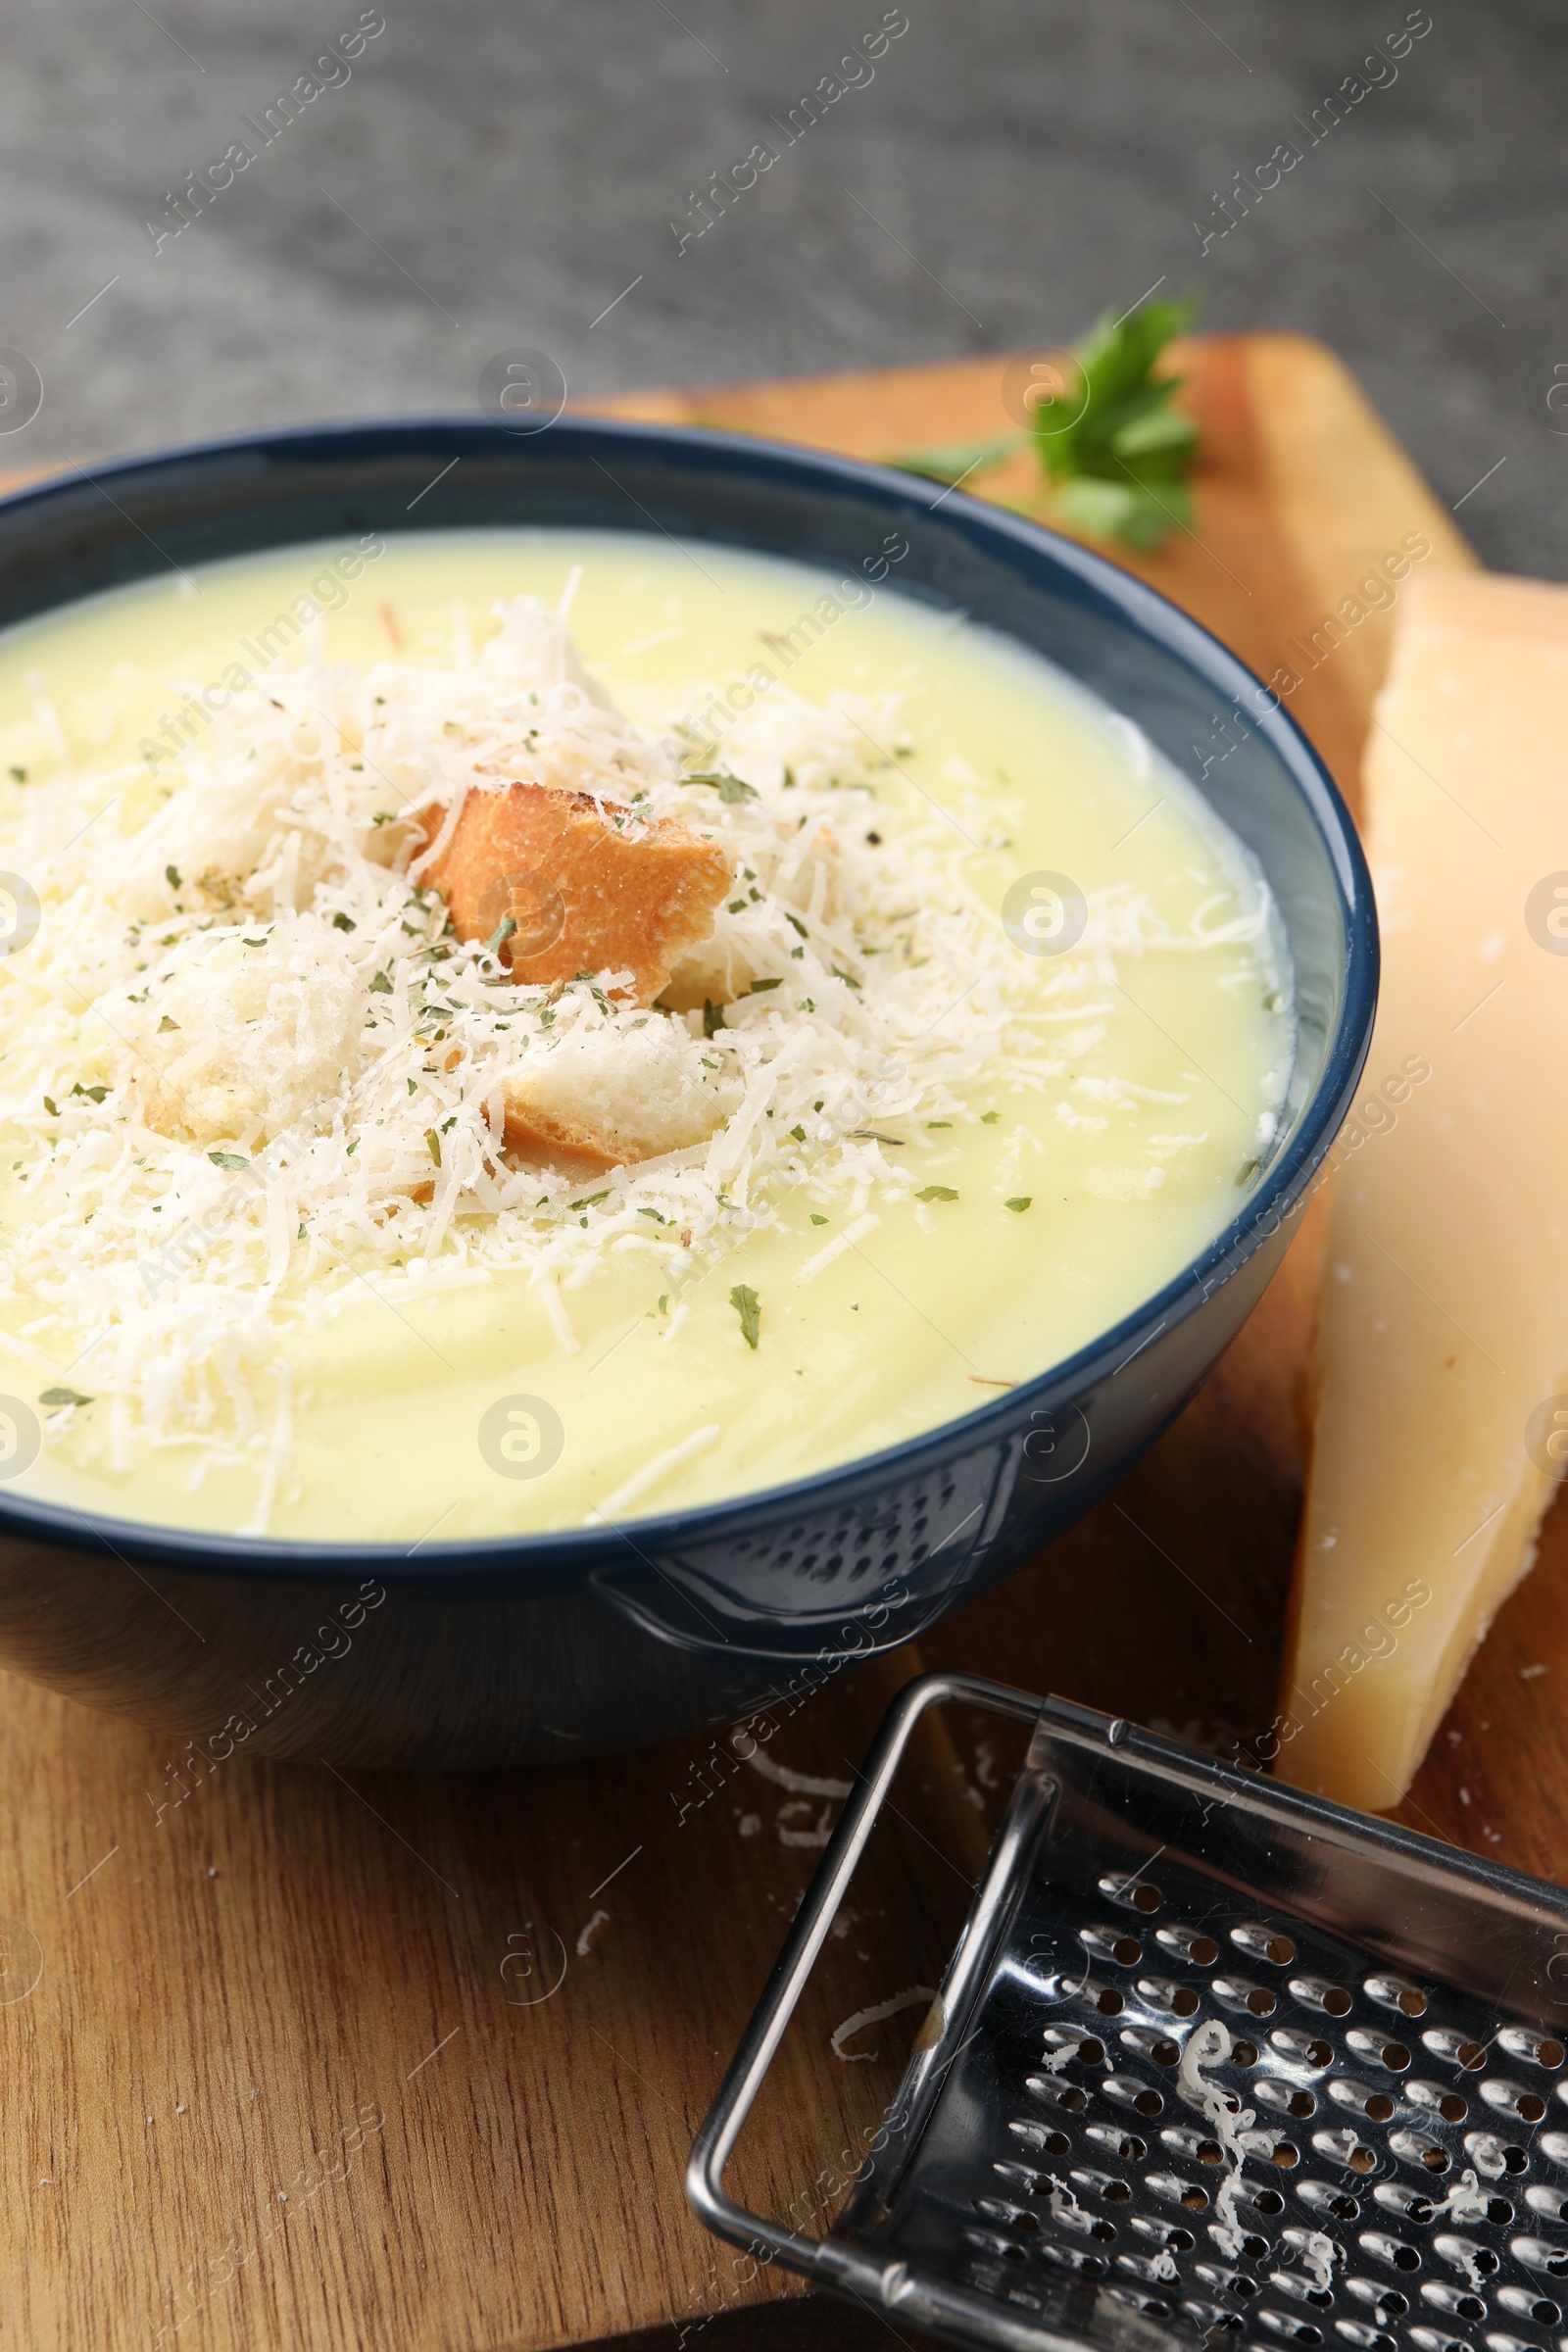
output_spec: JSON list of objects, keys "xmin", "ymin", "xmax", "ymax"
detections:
[{"xmin": 0, "ymin": 419, "xmax": 1376, "ymax": 1767}]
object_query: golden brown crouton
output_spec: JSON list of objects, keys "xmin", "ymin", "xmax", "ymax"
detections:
[
  {"xmin": 501, "ymin": 1017, "xmax": 741, "ymax": 1170},
  {"xmin": 423, "ymin": 781, "xmax": 731, "ymax": 1006}
]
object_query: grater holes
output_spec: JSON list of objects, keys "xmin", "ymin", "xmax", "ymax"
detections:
[
  {"xmin": 1482, "ymin": 2081, "xmax": 1549, "ymax": 2124},
  {"xmin": 975, "ymin": 2197, "xmax": 1041, "ymax": 2231},
  {"xmin": 1158, "ymin": 1926, "xmax": 1221, "ymax": 1966},
  {"xmin": 1121, "ymin": 2026, "xmax": 1182, "ymax": 2067},
  {"xmin": 1042, "ymin": 2028, "xmax": 1105, "ymax": 2067},
  {"xmin": 1082, "ymin": 1925, "xmax": 1144, "ymax": 1966},
  {"xmin": 1233, "ymin": 1924, "xmax": 1299, "ymax": 1966},
  {"xmin": 1037, "ymin": 2241, "xmax": 1107, "ymax": 2278},
  {"xmin": 1513, "ymin": 2238, "xmax": 1568, "ymax": 2278},
  {"xmin": 1235, "ymin": 2040, "xmax": 1262, "ymax": 2067},
  {"xmin": 961, "ymin": 2226, "xmax": 1030, "ymax": 2261},
  {"xmin": 1497, "ymin": 2283, "xmax": 1563, "ymax": 2324},
  {"xmin": 1434, "ymin": 2231, "xmax": 1499, "ymax": 2278},
  {"xmin": 1256, "ymin": 2077, "xmax": 1319, "ymax": 2120},
  {"xmin": 1182, "ymin": 2296, "xmax": 1246, "ymax": 2332},
  {"xmin": 1101, "ymin": 2074, "xmax": 1164, "ymax": 2118},
  {"xmin": 1499, "ymin": 2031, "xmax": 1565, "ymax": 2070},
  {"xmin": 1409, "ymin": 2325, "xmax": 1481, "ymax": 2352},
  {"xmin": 1374, "ymin": 2182, "xmax": 1437, "ymax": 2225},
  {"xmin": 1484, "ymin": 2336, "xmax": 1551, "ymax": 2352},
  {"xmin": 1346, "ymin": 2281, "xmax": 1412, "ymax": 2317},
  {"xmin": 1275, "ymin": 2031, "xmax": 1337, "ymax": 2070},
  {"xmin": 1129, "ymin": 2216, "xmax": 1196, "ymax": 2251},
  {"xmin": 1330, "ymin": 2080, "xmax": 1397, "ymax": 2124},
  {"xmin": 1268, "ymin": 2267, "xmax": 1335, "ymax": 2311},
  {"xmin": 1315, "ymin": 2128, "xmax": 1380, "ymax": 2172},
  {"xmin": 1141, "ymin": 1975, "xmax": 1201, "ymax": 2017},
  {"xmin": 1334, "ymin": 2323, "xmax": 1398, "ymax": 2349},
  {"xmin": 1162, "ymin": 2127, "xmax": 1226, "ymax": 2165},
  {"xmin": 1527, "ymin": 2189, "xmax": 1568, "ymax": 2224},
  {"xmin": 1408, "ymin": 2082, "xmax": 1471, "ymax": 2123},
  {"xmin": 1056, "ymin": 1977, "xmax": 1129, "ymax": 2016},
  {"xmin": 1467, "ymin": 2132, "xmax": 1531, "ymax": 2177},
  {"xmin": 1149, "ymin": 2170, "xmax": 1210, "ymax": 2210},
  {"xmin": 1024, "ymin": 2077, "xmax": 1088, "ymax": 2111},
  {"xmin": 1193, "ymin": 2261, "xmax": 1260, "ymax": 2299},
  {"xmin": 1300, "ymin": 2183, "xmax": 1363, "ymax": 2222},
  {"xmin": 1424, "ymin": 2029, "xmax": 1490, "ymax": 2069},
  {"xmin": 1214, "ymin": 1976, "xmax": 1279, "ymax": 2017},
  {"xmin": 1359, "ymin": 2230, "xmax": 1423, "ymax": 2273},
  {"xmin": 1084, "ymin": 2124, "xmax": 1148, "ymax": 2162},
  {"xmin": 1348, "ymin": 2029, "xmax": 1413, "ymax": 2072},
  {"xmin": 1295, "ymin": 1977, "xmax": 1355, "ymax": 2018},
  {"xmin": 1006, "ymin": 2119, "xmax": 1072, "ymax": 2156},
  {"xmin": 1260, "ymin": 2312, "xmax": 1324, "ymax": 2342},
  {"xmin": 1390, "ymin": 2130, "xmax": 1452, "ymax": 2173},
  {"xmin": 990, "ymin": 2160, "xmax": 1043, "ymax": 2196},
  {"xmin": 1099, "ymin": 1872, "xmax": 1162, "ymax": 1914},
  {"xmin": 1105, "ymin": 2284, "xmax": 1173, "ymax": 2317},
  {"xmin": 1067, "ymin": 2166, "xmax": 1130, "ymax": 2205},
  {"xmin": 1540, "ymin": 2132, "xmax": 1568, "ymax": 2166},
  {"xmin": 1365, "ymin": 1975, "xmax": 1430, "ymax": 2018}
]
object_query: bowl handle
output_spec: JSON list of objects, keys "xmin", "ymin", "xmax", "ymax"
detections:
[{"xmin": 588, "ymin": 1552, "xmax": 970, "ymax": 1665}]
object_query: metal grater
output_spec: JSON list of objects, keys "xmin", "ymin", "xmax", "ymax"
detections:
[{"xmin": 689, "ymin": 1671, "xmax": 1568, "ymax": 2352}]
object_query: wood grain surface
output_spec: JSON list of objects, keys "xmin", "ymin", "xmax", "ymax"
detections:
[{"xmin": 2, "ymin": 336, "xmax": 1558, "ymax": 2352}]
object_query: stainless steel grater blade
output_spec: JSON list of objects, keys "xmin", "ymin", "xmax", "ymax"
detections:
[{"xmin": 689, "ymin": 1671, "xmax": 1568, "ymax": 2352}]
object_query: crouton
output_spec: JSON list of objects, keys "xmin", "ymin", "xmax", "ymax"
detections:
[
  {"xmin": 502, "ymin": 1016, "xmax": 740, "ymax": 1170},
  {"xmin": 423, "ymin": 781, "xmax": 731, "ymax": 1006}
]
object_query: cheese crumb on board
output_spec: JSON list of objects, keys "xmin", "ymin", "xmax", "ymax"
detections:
[{"xmin": 1279, "ymin": 570, "xmax": 1568, "ymax": 1809}]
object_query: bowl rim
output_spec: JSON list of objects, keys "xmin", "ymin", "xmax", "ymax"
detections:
[{"xmin": 0, "ymin": 413, "xmax": 1378, "ymax": 1581}]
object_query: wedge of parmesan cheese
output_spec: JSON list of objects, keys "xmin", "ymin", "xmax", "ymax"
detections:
[{"xmin": 1278, "ymin": 570, "xmax": 1568, "ymax": 1809}]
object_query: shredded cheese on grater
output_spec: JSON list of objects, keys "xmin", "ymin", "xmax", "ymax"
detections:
[{"xmin": 0, "ymin": 593, "xmax": 1285, "ymax": 1524}]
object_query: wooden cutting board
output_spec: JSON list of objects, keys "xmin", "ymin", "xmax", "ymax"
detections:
[{"xmin": 2, "ymin": 336, "xmax": 1561, "ymax": 2352}]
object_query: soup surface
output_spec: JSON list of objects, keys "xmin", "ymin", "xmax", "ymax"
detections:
[{"xmin": 0, "ymin": 527, "xmax": 1293, "ymax": 1541}]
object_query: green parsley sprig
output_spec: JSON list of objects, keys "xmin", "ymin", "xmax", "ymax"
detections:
[{"xmin": 888, "ymin": 295, "xmax": 1201, "ymax": 551}]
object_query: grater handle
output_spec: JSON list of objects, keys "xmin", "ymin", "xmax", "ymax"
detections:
[{"xmin": 686, "ymin": 1670, "xmax": 1042, "ymax": 2290}]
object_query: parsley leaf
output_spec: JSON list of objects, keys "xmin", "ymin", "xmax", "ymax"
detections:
[
  {"xmin": 1004, "ymin": 1196, "xmax": 1033, "ymax": 1212},
  {"xmin": 916, "ymin": 1185, "xmax": 959, "ymax": 1203},
  {"xmin": 886, "ymin": 294, "xmax": 1201, "ymax": 549},
  {"xmin": 208, "ymin": 1151, "xmax": 249, "ymax": 1172},
  {"xmin": 681, "ymin": 770, "xmax": 759, "ymax": 805},
  {"xmin": 1036, "ymin": 294, "xmax": 1202, "ymax": 550},
  {"xmin": 39, "ymin": 1386, "xmax": 92, "ymax": 1407},
  {"xmin": 729, "ymin": 1283, "xmax": 761, "ymax": 1350}
]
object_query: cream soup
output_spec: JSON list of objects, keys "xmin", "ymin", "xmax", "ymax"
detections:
[{"xmin": 0, "ymin": 528, "xmax": 1293, "ymax": 1541}]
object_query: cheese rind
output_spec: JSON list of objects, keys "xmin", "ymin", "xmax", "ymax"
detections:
[{"xmin": 1278, "ymin": 570, "xmax": 1568, "ymax": 1810}]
